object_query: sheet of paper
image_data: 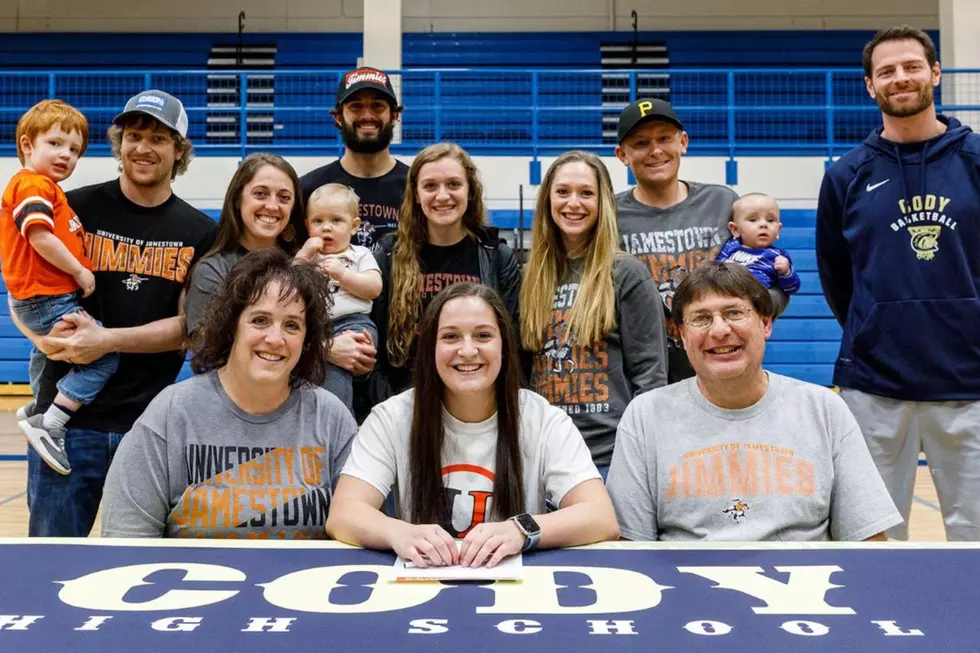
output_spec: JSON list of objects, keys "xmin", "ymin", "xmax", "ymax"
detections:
[{"xmin": 389, "ymin": 551, "xmax": 523, "ymax": 582}]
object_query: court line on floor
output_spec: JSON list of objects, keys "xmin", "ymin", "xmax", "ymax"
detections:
[
  {"xmin": 0, "ymin": 491, "xmax": 25, "ymax": 507},
  {"xmin": 0, "ymin": 455, "xmax": 27, "ymax": 461},
  {"xmin": 913, "ymin": 496, "xmax": 941, "ymax": 512}
]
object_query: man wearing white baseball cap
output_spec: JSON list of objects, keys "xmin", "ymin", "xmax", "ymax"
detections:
[
  {"xmin": 113, "ymin": 89, "xmax": 190, "ymax": 140},
  {"xmin": 15, "ymin": 89, "xmax": 216, "ymax": 537}
]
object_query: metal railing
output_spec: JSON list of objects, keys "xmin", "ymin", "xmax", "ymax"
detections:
[{"xmin": 1, "ymin": 68, "xmax": 978, "ymax": 165}]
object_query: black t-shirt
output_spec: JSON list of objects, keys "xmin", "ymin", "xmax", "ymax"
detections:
[
  {"xmin": 300, "ymin": 159, "xmax": 409, "ymax": 252},
  {"xmin": 386, "ymin": 236, "xmax": 482, "ymax": 393},
  {"xmin": 37, "ymin": 179, "xmax": 217, "ymax": 433},
  {"xmin": 420, "ymin": 237, "xmax": 482, "ymax": 310}
]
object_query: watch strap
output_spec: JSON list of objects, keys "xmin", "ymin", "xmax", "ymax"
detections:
[
  {"xmin": 511, "ymin": 514, "xmax": 541, "ymax": 552},
  {"xmin": 521, "ymin": 528, "xmax": 541, "ymax": 552}
]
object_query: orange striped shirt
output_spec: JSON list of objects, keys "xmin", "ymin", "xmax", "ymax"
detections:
[{"xmin": 0, "ymin": 169, "xmax": 90, "ymax": 300}]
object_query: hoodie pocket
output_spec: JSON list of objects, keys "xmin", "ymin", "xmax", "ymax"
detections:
[{"xmin": 849, "ymin": 299, "xmax": 980, "ymax": 397}]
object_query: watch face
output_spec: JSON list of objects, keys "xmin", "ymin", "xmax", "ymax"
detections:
[{"xmin": 514, "ymin": 513, "xmax": 539, "ymax": 534}]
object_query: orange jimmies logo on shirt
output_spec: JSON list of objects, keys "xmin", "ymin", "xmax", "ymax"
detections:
[{"xmin": 666, "ymin": 443, "xmax": 816, "ymax": 500}]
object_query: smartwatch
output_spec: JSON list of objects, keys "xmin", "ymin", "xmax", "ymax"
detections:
[{"xmin": 509, "ymin": 513, "xmax": 541, "ymax": 552}]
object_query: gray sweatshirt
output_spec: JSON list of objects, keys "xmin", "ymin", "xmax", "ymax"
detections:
[
  {"xmin": 183, "ymin": 247, "xmax": 248, "ymax": 334},
  {"xmin": 101, "ymin": 371, "xmax": 356, "ymax": 539},
  {"xmin": 529, "ymin": 255, "xmax": 668, "ymax": 466},
  {"xmin": 616, "ymin": 182, "xmax": 737, "ymax": 380}
]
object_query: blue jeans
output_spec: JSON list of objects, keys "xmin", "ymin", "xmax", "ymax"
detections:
[
  {"xmin": 26, "ymin": 428, "xmax": 124, "ymax": 537},
  {"xmin": 324, "ymin": 313, "xmax": 378, "ymax": 414},
  {"xmin": 597, "ymin": 465, "xmax": 609, "ymax": 482},
  {"xmin": 11, "ymin": 292, "xmax": 119, "ymax": 405}
]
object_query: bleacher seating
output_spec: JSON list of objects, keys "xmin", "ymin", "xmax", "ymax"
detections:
[
  {"xmin": 1, "ymin": 29, "xmax": 944, "ymax": 155},
  {"xmin": 752, "ymin": 208, "xmax": 838, "ymax": 385},
  {"xmin": 0, "ymin": 33, "xmax": 212, "ymax": 69},
  {"xmin": 0, "ymin": 32, "xmax": 217, "ymax": 145},
  {"xmin": 662, "ymin": 31, "xmax": 893, "ymax": 67}
]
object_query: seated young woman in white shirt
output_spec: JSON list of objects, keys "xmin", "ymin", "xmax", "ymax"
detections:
[{"xmin": 326, "ymin": 283, "xmax": 618, "ymax": 568}]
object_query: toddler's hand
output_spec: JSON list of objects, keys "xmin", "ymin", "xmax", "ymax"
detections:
[
  {"xmin": 774, "ymin": 255, "xmax": 791, "ymax": 276},
  {"xmin": 74, "ymin": 269, "xmax": 96, "ymax": 297},
  {"xmin": 323, "ymin": 258, "xmax": 346, "ymax": 281},
  {"xmin": 296, "ymin": 237, "xmax": 324, "ymax": 261}
]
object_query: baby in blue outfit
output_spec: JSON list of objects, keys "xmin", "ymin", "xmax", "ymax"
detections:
[{"xmin": 716, "ymin": 192, "xmax": 800, "ymax": 316}]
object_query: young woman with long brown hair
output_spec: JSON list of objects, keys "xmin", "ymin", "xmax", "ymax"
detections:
[
  {"xmin": 520, "ymin": 150, "xmax": 668, "ymax": 475},
  {"xmin": 183, "ymin": 152, "xmax": 309, "ymax": 334},
  {"xmin": 327, "ymin": 283, "xmax": 618, "ymax": 568},
  {"xmin": 369, "ymin": 142, "xmax": 521, "ymax": 403}
]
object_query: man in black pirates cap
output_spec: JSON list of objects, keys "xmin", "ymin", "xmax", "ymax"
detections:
[{"xmin": 614, "ymin": 98, "xmax": 740, "ymax": 383}]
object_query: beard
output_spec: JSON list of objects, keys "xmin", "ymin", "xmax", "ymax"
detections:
[
  {"xmin": 121, "ymin": 157, "xmax": 172, "ymax": 188},
  {"xmin": 875, "ymin": 83, "xmax": 934, "ymax": 118},
  {"xmin": 339, "ymin": 118, "xmax": 395, "ymax": 154}
]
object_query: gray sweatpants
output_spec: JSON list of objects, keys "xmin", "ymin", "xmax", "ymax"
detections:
[{"xmin": 841, "ymin": 388, "xmax": 980, "ymax": 541}]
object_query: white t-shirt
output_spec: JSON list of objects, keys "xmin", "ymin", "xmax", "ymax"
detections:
[
  {"xmin": 314, "ymin": 244, "xmax": 380, "ymax": 318},
  {"xmin": 342, "ymin": 388, "xmax": 601, "ymax": 536}
]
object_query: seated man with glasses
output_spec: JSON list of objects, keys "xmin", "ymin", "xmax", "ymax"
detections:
[{"xmin": 606, "ymin": 262, "xmax": 902, "ymax": 541}]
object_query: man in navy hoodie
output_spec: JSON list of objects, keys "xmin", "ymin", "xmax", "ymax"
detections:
[{"xmin": 817, "ymin": 25, "xmax": 980, "ymax": 541}]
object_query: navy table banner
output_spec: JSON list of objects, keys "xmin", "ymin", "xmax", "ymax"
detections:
[{"xmin": 1, "ymin": 539, "xmax": 978, "ymax": 652}]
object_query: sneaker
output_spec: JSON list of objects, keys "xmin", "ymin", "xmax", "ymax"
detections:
[
  {"xmin": 15, "ymin": 400, "xmax": 36, "ymax": 421},
  {"xmin": 18, "ymin": 414, "xmax": 71, "ymax": 475}
]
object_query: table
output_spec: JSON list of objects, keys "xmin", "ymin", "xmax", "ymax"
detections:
[{"xmin": 1, "ymin": 539, "xmax": 977, "ymax": 652}]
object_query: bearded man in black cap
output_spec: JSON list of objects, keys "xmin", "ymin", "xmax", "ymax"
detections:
[
  {"xmin": 301, "ymin": 66, "xmax": 408, "ymax": 253},
  {"xmin": 614, "ymin": 98, "xmax": 739, "ymax": 382},
  {"xmin": 299, "ymin": 67, "xmax": 408, "ymax": 410}
]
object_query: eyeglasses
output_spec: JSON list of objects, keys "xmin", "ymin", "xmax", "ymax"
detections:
[{"xmin": 682, "ymin": 307, "xmax": 754, "ymax": 331}]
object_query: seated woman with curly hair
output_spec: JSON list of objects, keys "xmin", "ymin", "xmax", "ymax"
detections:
[{"xmin": 101, "ymin": 248, "xmax": 356, "ymax": 539}]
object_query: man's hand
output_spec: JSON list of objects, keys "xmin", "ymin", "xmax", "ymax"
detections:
[
  {"xmin": 774, "ymin": 255, "xmax": 791, "ymax": 276},
  {"xmin": 328, "ymin": 329, "xmax": 376, "ymax": 376},
  {"xmin": 44, "ymin": 312, "xmax": 112, "ymax": 364},
  {"xmin": 34, "ymin": 316, "xmax": 78, "ymax": 357}
]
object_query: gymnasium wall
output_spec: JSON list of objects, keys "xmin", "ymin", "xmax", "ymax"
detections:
[{"xmin": 0, "ymin": 0, "xmax": 937, "ymax": 33}]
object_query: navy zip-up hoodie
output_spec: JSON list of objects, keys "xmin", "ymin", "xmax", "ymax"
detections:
[{"xmin": 816, "ymin": 115, "xmax": 980, "ymax": 401}]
